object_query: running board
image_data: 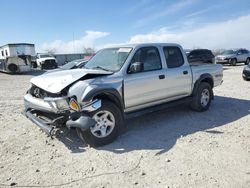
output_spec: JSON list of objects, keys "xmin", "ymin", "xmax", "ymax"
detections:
[{"xmin": 124, "ymin": 97, "xmax": 192, "ymax": 119}]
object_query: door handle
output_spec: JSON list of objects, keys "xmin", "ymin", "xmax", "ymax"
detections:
[
  {"xmin": 159, "ymin": 74, "xmax": 165, "ymax": 79},
  {"xmin": 183, "ymin": 71, "xmax": 188, "ymax": 75}
]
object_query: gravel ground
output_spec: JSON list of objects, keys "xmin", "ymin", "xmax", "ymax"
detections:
[{"xmin": 0, "ymin": 65, "xmax": 249, "ymax": 188}]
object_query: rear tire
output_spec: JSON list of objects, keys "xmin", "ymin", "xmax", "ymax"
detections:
[
  {"xmin": 8, "ymin": 64, "xmax": 18, "ymax": 73},
  {"xmin": 190, "ymin": 82, "xmax": 212, "ymax": 112},
  {"xmin": 76, "ymin": 100, "xmax": 124, "ymax": 147}
]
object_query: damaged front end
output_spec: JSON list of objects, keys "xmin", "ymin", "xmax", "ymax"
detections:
[{"xmin": 24, "ymin": 84, "xmax": 102, "ymax": 136}]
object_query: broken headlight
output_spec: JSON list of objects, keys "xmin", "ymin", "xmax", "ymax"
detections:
[
  {"xmin": 44, "ymin": 97, "xmax": 69, "ymax": 111},
  {"xmin": 55, "ymin": 99, "xmax": 69, "ymax": 110}
]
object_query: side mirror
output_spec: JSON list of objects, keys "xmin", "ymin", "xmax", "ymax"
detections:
[{"xmin": 129, "ymin": 62, "xmax": 144, "ymax": 73}]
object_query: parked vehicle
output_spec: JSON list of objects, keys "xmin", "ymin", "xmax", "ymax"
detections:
[
  {"xmin": 187, "ymin": 49, "xmax": 215, "ymax": 64},
  {"xmin": 242, "ymin": 63, "xmax": 250, "ymax": 80},
  {"xmin": 50, "ymin": 59, "xmax": 88, "ymax": 73},
  {"xmin": 0, "ymin": 43, "xmax": 35, "ymax": 73},
  {"xmin": 36, "ymin": 54, "xmax": 58, "ymax": 70},
  {"xmin": 216, "ymin": 49, "xmax": 250, "ymax": 66},
  {"xmin": 53, "ymin": 54, "xmax": 85, "ymax": 66},
  {"xmin": 24, "ymin": 43, "xmax": 223, "ymax": 146}
]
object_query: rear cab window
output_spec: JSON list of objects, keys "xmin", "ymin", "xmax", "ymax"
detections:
[{"xmin": 163, "ymin": 46, "xmax": 184, "ymax": 68}]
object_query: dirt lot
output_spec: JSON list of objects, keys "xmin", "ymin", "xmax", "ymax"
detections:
[{"xmin": 0, "ymin": 65, "xmax": 249, "ymax": 188}]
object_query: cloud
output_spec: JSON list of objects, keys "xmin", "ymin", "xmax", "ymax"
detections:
[
  {"xmin": 40, "ymin": 30, "xmax": 109, "ymax": 53},
  {"xmin": 134, "ymin": 0, "xmax": 197, "ymax": 28},
  {"xmin": 184, "ymin": 8, "xmax": 211, "ymax": 18},
  {"xmin": 129, "ymin": 14, "xmax": 250, "ymax": 49},
  {"xmin": 127, "ymin": 0, "xmax": 153, "ymax": 13}
]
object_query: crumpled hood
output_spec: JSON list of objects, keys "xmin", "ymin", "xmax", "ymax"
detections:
[{"xmin": 30, "ymin": 69, "xmax": 112, "ymax": 93}]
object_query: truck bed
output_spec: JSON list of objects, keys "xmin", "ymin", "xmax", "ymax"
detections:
[{"xmin": 191, "ymin": 63, "xmax": 223, "ymax": 88}]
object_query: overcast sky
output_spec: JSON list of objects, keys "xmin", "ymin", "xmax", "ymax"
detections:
[{"xmin": 1, "ymin": 0, "xmax": 250, "ymax": 53}]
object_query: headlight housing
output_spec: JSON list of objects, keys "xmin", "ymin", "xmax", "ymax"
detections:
[
  {"xmin": 44, "ymin": 97, "xmax": 69, "ymax": 111},
  {"xmin": 55, "ymin": 99, "xmax": 69, "ymax": 110}
]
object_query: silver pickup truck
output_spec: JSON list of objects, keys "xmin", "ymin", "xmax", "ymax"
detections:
[{"xmin": 24, "ymin": 43, "xmax": 223, "ymax": 146}]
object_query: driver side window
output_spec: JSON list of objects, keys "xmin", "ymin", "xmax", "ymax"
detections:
[{"xmin": 130, "ymin": 47, "xmax": 162, "ymax": 72}]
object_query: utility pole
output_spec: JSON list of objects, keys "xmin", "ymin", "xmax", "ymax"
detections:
[{"xmin": 73, "ymin": 32, "xmax": 75, "ymax": 53}]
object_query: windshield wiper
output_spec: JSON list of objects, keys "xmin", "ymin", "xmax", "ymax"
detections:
[{"xmin": 91, "ymin": 66, "xmax": 113, "ymax": 72}]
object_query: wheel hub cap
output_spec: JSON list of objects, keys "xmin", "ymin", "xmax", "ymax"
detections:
[
  {"xmin": 90, "ymin": 110, "xmax": 115, "ymax": 138},
  {"xmin": 201, "ymin": 89, "xmax": 210, "ymax": 107}
]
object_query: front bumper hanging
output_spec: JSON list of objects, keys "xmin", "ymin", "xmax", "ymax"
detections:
[
  {"xmin": 25, "ymin": 110, "xmax": 58, "ymax": 136},
  {"xmin": 24, "ymin": 93, "xmax": 102, "ymax": 136},
  {"xmin": 25, "ymin": 109, "xmax": 97, "ymax": 136}
]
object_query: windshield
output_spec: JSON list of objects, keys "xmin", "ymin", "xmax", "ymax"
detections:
[
  {"xmin": 84, "ymin": 47, "xmax": 132, "ymax": 72},
  {"xmin": 40, "ymin": 54, "xmax": 54, "ymax": 58},
  {"xmin": 222, "ymin": 50, "xmax": 236, "ymax": 55}
]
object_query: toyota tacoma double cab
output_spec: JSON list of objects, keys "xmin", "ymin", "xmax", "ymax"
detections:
[{"xmin": 24, "ymin": 43, "xmax": 223, "ymax": 146}]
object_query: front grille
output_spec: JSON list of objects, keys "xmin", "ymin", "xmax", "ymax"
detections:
[
  {"xmin": 29, "ymin": 85, "xmax": 62, "ymax": 99},
  {"xmin": 43, "ymin": 60, "xmax": 57, "ymax": 69}
]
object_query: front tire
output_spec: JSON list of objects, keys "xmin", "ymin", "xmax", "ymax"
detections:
[
  {"xmin": 31, "ymin": 62, "xmax": 38, "ymax": 68},
  {"xmin": 243, "ymin": 76, "xmax": 250, "ymax": 81},
  {"xmin": 190, "ymin": 82, "xmax": 212, "ymax": 112},
  {"xmin": 245, "ymin": 58, "xmax": 250, "ymax": 65},
  {"xmin": 230, "ymin": 58, "xmax": 237, "ymax": 66},
  {"xmin": 76, "ymin": 100, "xmax": 124, "ymax": 147}
]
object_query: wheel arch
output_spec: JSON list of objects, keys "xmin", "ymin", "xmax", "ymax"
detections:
[
  {"xmin": 192, "ymin": 74, "xmax": 214, "ymax": 97},
  {"xmin": 82, "ymin": 88, "xmax": 124, "ymax": 112},
  {"xmin": 7, "ymin": 63, "xmax": 19, "ymax": 73}
]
